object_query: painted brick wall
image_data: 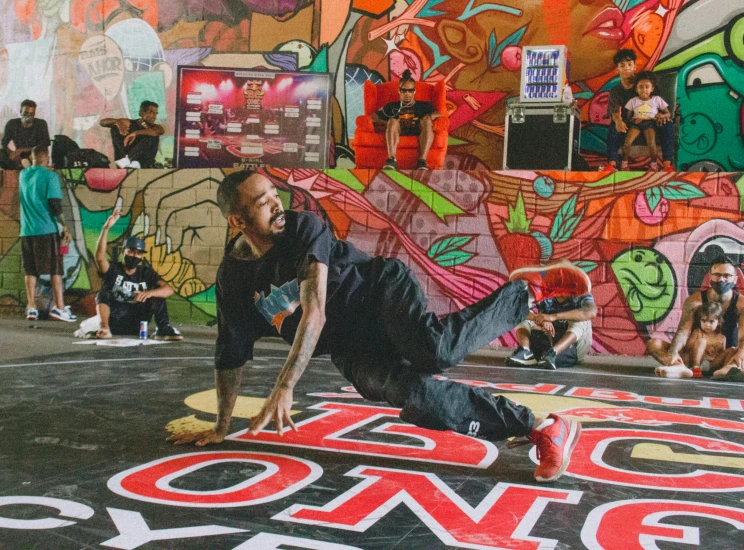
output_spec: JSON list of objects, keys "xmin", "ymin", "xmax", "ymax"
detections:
[{"xmin": 1, "ymin": 168, "xmax": 742, "ymax": 356}]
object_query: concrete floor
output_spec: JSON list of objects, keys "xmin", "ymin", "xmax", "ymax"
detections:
[{"xmin": 1, "ymin": 314, "xmax": 742, "ymax": 549}]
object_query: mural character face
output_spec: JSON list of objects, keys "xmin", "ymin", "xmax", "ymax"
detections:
[
  {"xmin": 611, "ymin": 248, "xmax": 676, "ymax": 325},
  {"xmin": 680, "ymin": 113, "xmax": 722, "ymax": 155},
  {"xmin": 677, "ymin": 54, "xmax": 744, "ymax": 170}
]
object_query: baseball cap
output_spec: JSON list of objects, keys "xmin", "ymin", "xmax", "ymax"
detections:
[{"xmin": 123, "ymin": 236, "xmax": 146, "ymax": 252}]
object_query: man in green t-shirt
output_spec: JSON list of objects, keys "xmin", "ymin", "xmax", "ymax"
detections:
[{"xmin": 19, "ymin": 145, "xmax": 76, "ymax": 322}]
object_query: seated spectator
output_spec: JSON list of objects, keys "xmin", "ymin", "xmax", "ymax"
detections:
[
  {"xmin": 655, "ymin": 302, "xmax": 735, "ymax": 378},
  {"xmin": 649, "ymin": 255, "xmax": 744, "ymax": 379},
  {"xmin": 1, "ymin": 100, "xmax": 51, "ymax": 169},
  {"xmin": 621, "ymin": 71, "xmax": 671, "ymax": 171},
  {"xmin": 506, "ymin": 292, "xmax": 596, "ymax": 369},
  {"xmin": 76, "ymin": 211, "xmax": 182, "ymax": 340},
  {"xmin": 373, "ymin": 69, "xmax": 442, "ymax": 170},
  {"xmin": 605, "ymin": 49, "xmax": 674, "ymax": 171},
  {"xmin": 99, "ymin": 101, "xmax": 165, "ymax": 169}
]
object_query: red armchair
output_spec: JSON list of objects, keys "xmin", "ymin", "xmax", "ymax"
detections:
[{"xmin": 354, "ymin": 79, "xmax": 449, "ymax": 169}]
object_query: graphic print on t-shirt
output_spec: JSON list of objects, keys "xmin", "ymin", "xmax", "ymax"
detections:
[
  {"xmin": 113, "ymin": 275, "xmax": 148, "ymax": 302},
  {"xmin": 254, "ymin": 279, "xmax": 301, "ymax": 332}
]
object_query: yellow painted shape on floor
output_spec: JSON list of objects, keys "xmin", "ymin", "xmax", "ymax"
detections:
[
  {"xmin": 631, "ymin": 442, "xmax": 744, "ymax": 469},
  {"xmin": 166, "ymin": 415, "xmax": 215, "ymax": 435},
  {"xmin": 496, "ymin": 393, "xmax": 616, "ymax": 420},
  {"xmin": 184, "ymin": 389, "xmax": 300, "ymax": 419}
]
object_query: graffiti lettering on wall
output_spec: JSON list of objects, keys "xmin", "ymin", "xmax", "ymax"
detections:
[
  {"xmin": 1, "ymin": 167, "xmax": 743, "ymax": 356},
  {"xmin": 0, "ymin": 0, "xmax": 741, "ymax": 170}
]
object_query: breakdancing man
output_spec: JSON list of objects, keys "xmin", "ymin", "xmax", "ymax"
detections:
[{"xmin": 170, "ymin": 169, "xmax": 590, "ymax": 482}]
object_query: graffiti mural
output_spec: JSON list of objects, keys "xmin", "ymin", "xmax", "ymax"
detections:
[
  {"xmin": 2, "ymin": 167, "xmax": 743, "ymax": 357},
  {"xmin": 0, "ymin": 0, "xmax": 739, "ymax": 170},
  {"xmin": 1, "ymin": 0, "xmax": 743, "ymax": 355}
]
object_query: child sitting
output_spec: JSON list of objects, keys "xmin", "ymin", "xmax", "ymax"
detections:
[
  {"xmin": 655, "ymin": 302, "xmax": 733, "ymax": 378},
  {"xmin": 622, "ymin": 71, "xmax": 671, "ymax": 171}
]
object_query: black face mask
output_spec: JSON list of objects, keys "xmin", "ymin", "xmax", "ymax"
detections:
[
  {"xmin": 124, "ymin": 255, "xmax": 143, "ymax": 270},
  {"xmin": 711, "ymin": 280, "xmax": 735, "ymax": 295}
]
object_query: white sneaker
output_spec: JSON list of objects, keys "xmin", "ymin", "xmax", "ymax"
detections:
[
  {"xmin": 115, "ymin": 157, "xmax": 131, "ymax": 169},
  {"xmin": 50, "ymin": 306, "xmax": 77, "ymax": 322},
  {"xmin": 129, "ymin": 160, "xmax": 141, "ymax": 169}
]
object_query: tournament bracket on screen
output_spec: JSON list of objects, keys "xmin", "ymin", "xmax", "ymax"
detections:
[{"xmin": 175, "ymin": 66, "xmax": 332, "ymax": 169}]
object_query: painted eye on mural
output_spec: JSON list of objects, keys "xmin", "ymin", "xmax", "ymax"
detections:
[{"xmin": 685, "ymin": 63, "xmax": 725, "ymax": 89}]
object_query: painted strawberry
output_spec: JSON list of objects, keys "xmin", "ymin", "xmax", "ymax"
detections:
[{"xmin": 497, "ymin": 232, "xmax": 543, "ymax": 272}]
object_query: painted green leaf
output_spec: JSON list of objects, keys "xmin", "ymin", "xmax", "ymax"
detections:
[
  {"xmin": 428, "ymin": 235, "xmax": 474, "ymax": 258},
  {"xmin": 494, "ymin": 25, "xmax": 527, "ymax": 62},
  {"xmin": 487, "ymin": 31, "xmax": 499, "ymax": 69},
  {"xmin": 431, "ymin": 250, "xmax": 475, "ymax": 267},
  {"xmin": 418, "ymin": 0, "xmax": 448, "ymax": 18},
  {"xmin": 661, "ymin": 181, "xmax": 706, "ymax": 201},
  {"xmin": 645, "ymin": 187, "xmax": 662, "ymax": 212},
  {"xmin": 505, "ymin": 192, "xmax": 532, "ymax": 233},
  {"xmin": 573, "ymin": 261, "xmax": 598, "ymax": 274},
  {"xmin": 550, "ymin": 195, "xmax": 584, "ymax": 242}
]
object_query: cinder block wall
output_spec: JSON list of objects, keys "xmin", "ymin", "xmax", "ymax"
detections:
[{"xmin": 1, "ymin": 168, "xmax": 742, "ymax": 356}]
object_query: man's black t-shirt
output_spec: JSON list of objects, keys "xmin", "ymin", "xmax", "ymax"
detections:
[
  {"xmin": 377, "ymin": 101, "xmax": 435, "ymax": 136},
  {"xmin": 215, "ymin": 210, "xmax": 373, "ymax": 370},
  {"xmin": 1, "ymin": 118, "xmax": 51, "ymax": 150},
  {"xmin": 606, "ymin": 83, "xmax": 636, "ymax": 125},
  {"xmin": 101, "ymin": 261, "xmax": 162, "ymax": 305}
]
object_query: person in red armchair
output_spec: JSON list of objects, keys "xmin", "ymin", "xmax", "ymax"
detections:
[{"xmin": 373, "ymin": 70, "xmax": 443, "ymax": 170}]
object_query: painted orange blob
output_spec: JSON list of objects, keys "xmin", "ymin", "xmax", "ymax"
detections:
[{"xmin": 633, "ymin": 12, "xmax": 663, "ymax": 57}]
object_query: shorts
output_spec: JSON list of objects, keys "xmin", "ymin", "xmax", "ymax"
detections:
[
  {"xmin": 629, "ymin": 119, "xmax": 656, "ymax": 131},
  {"xmin": 400, "ymin": 125, "xmax": 421, "ymax": 137},
  {"xmin": 21, "ymin": 233, "xmax": 63, "ymax": 276}
]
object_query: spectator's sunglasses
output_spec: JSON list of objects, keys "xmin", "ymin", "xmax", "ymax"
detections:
[{"xmin": 399, "ymin": 87, "xmax": 416, "ymax": 93}]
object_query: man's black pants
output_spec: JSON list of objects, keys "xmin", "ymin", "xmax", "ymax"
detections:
[
  {"xmin": 96, "ymin": 289, "xmax": 172, "ymax": 335},
  {"xmin": 331, "ymin": 258, "xmax": 535, "ymax": 442},
  {"xmin": 110, "ymin": 127, "xmax": 159, "ymax": 168}
]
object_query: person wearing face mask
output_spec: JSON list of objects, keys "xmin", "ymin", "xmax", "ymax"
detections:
[
  {"xmin": 99, "ymin": 100, "xmax": 165, "ymax": 169},
  {"xmin": 78, "ymin": 210, "xmax": 183, "ymax": 340},
  {"xmin": 647, "ymin": 255, "xmax": 744, "ymax": 379},
  {"xmin": 1, "ymin": 99, "xmax": 51, "ymax": 169}
]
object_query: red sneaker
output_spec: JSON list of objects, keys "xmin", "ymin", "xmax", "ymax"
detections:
[
  {"xmin": 530, "ymin": 414, "xmax": 582, "ymax": 482},
  {"xmin": 662, "ymin": 165, "xmax": 675, "ymax": 173},
  {"xmin": 509, "ymin": 259, "xmax": 591, "ymax": 302}
]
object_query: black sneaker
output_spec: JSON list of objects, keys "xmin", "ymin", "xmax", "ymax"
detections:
[
  {"xmin": 506, "ymin": 346, "xmax": 537, "ymax": 367},
  {"xmin": 538, "ymin": 348, "xmax": 557, "ymax": 370},
  {"xmin": 383, "ymin": 158, "xmax": 398, "ymax": 170},
  {"xmin": 415, "ymin": 159, "xmax": 429, "ymax": 170},
  {"xmin": 153, "ymin": 325, "xmax": 183, "ymax": 341}
]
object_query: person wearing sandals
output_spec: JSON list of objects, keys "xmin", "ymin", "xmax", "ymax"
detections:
[
  {"xmin": 80, "ymin": 210, "xmax": 182, "ymax": 341},
  {"xmin": 19, "ymin": 145, "xmax": 76, "ymax": 323},
  {"xmin": 375, "ymin": 70, "xmax": 442, "ymax": 171}
]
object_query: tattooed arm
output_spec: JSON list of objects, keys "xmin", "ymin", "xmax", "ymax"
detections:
[
  {"xmin": 167, "ymin": 367, "xmax": 243, "ymax": 447},
  {"xmin": 249, "ymin": 261, "xmax": 328, "ymax": 436}
]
